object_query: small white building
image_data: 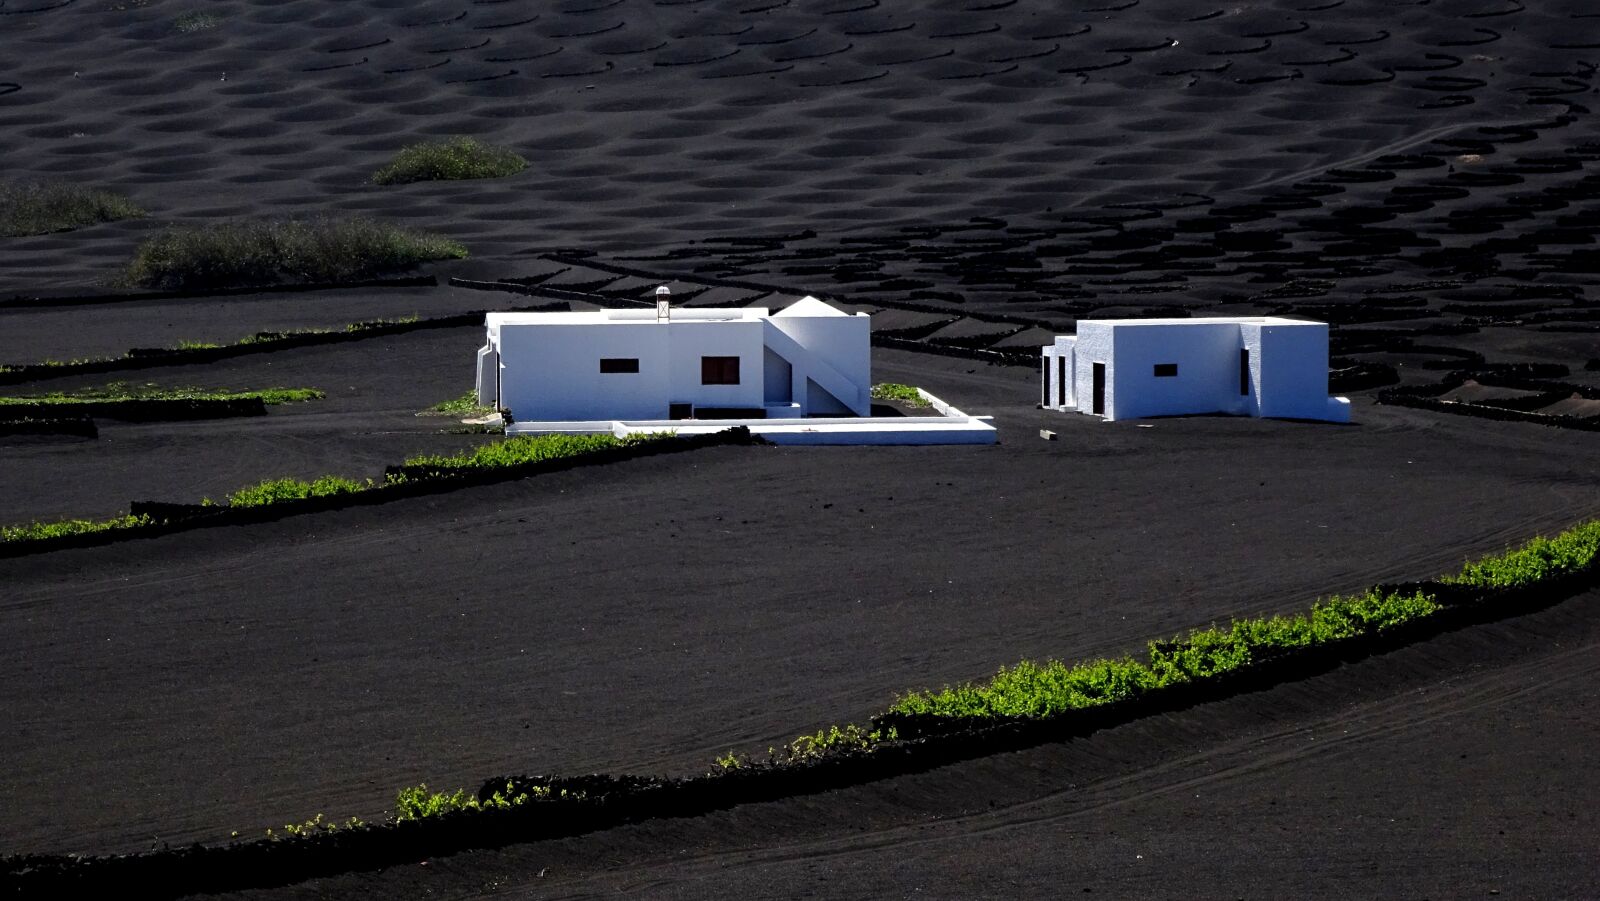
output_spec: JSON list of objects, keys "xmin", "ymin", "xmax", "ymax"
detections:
[
  {"xmin": 1041, "ymin": 317, "xmax": 1350, "ymax": 423},
  {"xmin": 477, "ymin": 296, "xmax": 871, "ymax": 422},
  {"xmin": 472, "ymin": 294, "xmax": 997, "ymax": 444}
]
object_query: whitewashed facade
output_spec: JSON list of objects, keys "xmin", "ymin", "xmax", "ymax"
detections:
[
  {"xmin": 1041, "ymin": 317, "xmax": 1350, "ymax": 423},
  {"xmin": 476, "ymin": 296, "xmax": 871, "ymax": 422}
]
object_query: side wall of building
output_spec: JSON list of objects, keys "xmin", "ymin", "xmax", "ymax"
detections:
[
  {"xmin": 497, "ymin": 320, "xmax": 766, "ymax": 420},
  {"xmin": 1255, "ymin": 322, "xmax": 1334, "ymax": 420},
  {"xmin": 1104, "ymin": 322, "xmax": 1241, "ymax": 421},
  {"xmin": 664, "ymin": 320, "xmax": 766, "ymax": 411},
  {"xmin": 763, "ymin": 314, "xmax": 872, "ymax": 414},
  {"xmin": 1073, "ymin": 323, "xmax": 1114, "ymax": 417},
  {"xmin": 499, "ymin": 323, "xmax": 671, "ymax": 420}
]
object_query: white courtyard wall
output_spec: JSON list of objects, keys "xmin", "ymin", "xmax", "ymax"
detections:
[{"xmin": 476, "ymin": 345, "xmax": 498, "ymax": 407}]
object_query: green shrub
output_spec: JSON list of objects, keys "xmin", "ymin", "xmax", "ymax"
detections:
[
  {"xmin": 122, "ymin": 217, "xmax": 467, "ymax": 290},
  {"xmin": 401, "ymin": 432, "xmax": 668, "ymax": 472},
  {"xmin": 888, "ymin": 589, "xmax": 1440, "ymax": 719},
  {"xmin": 0, "ymin": 514, "xmax": 152, "ymax": 544},
  {"xmin": 0, "ymin": 181, "xmax": 144, "ymax": 237},
  {"xmin": 870, "ymin": 383, "xmax": 930, "ymax": 407},
  {"xmin": 226, "ymin": 475, "xmax": 372, "ymax": 508},
  {"xmin": 0, "ymin": 383, "xmax": 323, "ymax": 406},
  {"xmin": 422, "ymin": 390, "xmax": 495, "ymax": 417},
  {"xmin": 268, "ymin": 813, "xmax": 364, "ymax": 840},
  {"xmin": 1444, "ymin": 520, "xmax": 1600, "ymax": 589},
  {"xmin": 780, "ymin": 724, "xmax": 898, "ymax": 763},
  {"xmin": 393, "ymin": 783, "xmax": 529, "ymax": 822},
  {"xmin": 372, "ymin": 137, "xmax": 527, "ymax": 186}
]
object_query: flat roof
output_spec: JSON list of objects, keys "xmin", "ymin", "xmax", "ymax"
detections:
[
  {"xmin": 487, "ymin": 308, "xmax": 767, "ymax": 327},
  {"xmin": 1081, "ymin": 316, "xmax": 1326, "ymax": 327},
  {"xmin": 486, "ymin": 296, "xmax": 863, "ymax": 328}
]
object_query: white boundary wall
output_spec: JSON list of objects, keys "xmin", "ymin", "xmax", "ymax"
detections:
[{"xmin": 506, "ymin": 391, "xmax": 997, "ymax": 445}]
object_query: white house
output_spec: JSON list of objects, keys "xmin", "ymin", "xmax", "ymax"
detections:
[
  {"xmin": 472, "ymin": 294, "xmax": 997, "ymax": 444},
  {"xmin": 476, "ymin": 296, "xmax": 871, "ymax": 422},
  {"xmin": 1041, "ymin": 317, "xmax": 1350, "ymax": 423}
]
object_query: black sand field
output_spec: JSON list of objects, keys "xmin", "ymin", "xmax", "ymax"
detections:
[{"xmin": 4, "ymin": 0, "xmax": 1600, "ymax": 897}]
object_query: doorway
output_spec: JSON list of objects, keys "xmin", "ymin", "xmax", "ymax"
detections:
[
  {"xmin": 1091, "ymin": 363, "xmax": 1105, "ymax": 416},
  {"xmin": 1058, "ymin": 357, "xmax": 1067, "ymax": 407}
]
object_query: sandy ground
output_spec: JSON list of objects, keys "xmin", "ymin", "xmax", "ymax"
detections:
[{"xmin": 3, "ymin": 0, "xmax": 1600, "ymax": 896}]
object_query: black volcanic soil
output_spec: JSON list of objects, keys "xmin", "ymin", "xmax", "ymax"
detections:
[
  {"xmin": 2, "ymin": 348, "xmax": 1598, "ymax": 864},
  {"xmin": 232, "ymin": 584, "xmax": 1600, "ymax": 901},
  {"xmin": 4, "ymin": 0, "xmax": 1600, "ymax": 896}
]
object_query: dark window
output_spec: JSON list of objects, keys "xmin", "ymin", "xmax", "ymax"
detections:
[
  {"xmin": 1240, "ymin": 349, "xmax": 1250, "ymax": 395},
  {"xmin": 1153, "ymin": 363, "xmax": 1178, "ymax": 377},
  {"xmin": 701, "ymin": 356, "xmax": 740, "ymax": 385},
  {"xmin": 599, "ymin": 358, "xmax": 639, "ymax": 374}
]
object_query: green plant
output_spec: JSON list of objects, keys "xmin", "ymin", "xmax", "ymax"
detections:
[
  {"xmin": 122, "ymin": 218, "xmax": 466, "ymax": 290},
  {"xmin": 0, "ymin": 514, "xmax": 152, "ymax": 544},
  {"xmin": 270, "ymin": 813, "xmax": 364, "ymax": 840},
  {"xmin": 401, "ymin": 432, "xmax": 670, "ymax": 472},
  {"xmin": 372, "ymin": 137, "xmax": 527, "ymax": 186},
  {"xmin": 226, "ymin": 475, "xmax": 371, "ymax": 508},
  {"xmin": 888, "ymin": 589, "xmax": 1441, "ymax": 719},
  {"xmin": 0, "ymin": 383, "xmax": 323, "ymax": 406},
  {"xmin": 393, "ymin": 783, "xmax": 529, "ymax": 822},
  {"xmin": 1444, "ymin": 520, "xmax": 1600, "ymax": 589},
  {"xmin": 422, "ymin": 390, "xmax": 495, "ymax": 418},
  {"xmin": 871, "ymin": 383, "xmax": 930, "ymax": 407},
  {"xmin": 0, "ymin": 181, "xmax": 143, "ymax": 237}
]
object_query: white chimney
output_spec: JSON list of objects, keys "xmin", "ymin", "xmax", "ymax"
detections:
[{"xmin": 655, "ymin": 285, "xmax": 671, "ymax": 321}]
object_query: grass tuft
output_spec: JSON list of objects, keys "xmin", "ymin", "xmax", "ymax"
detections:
[
  {"xmin": 0, "ymin": 181, "xmax": 143, "ymax": 237},
  {"xmin": 372, "ymin": 137, "xmax": 527, "ymax": 186},
  {"xmin": 123, "ymin": 217, "xmax": 466, "ymax": 290},
  {"xmin": 870, "ymin": 383, "xmax": 930, "ymax": 407}
]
